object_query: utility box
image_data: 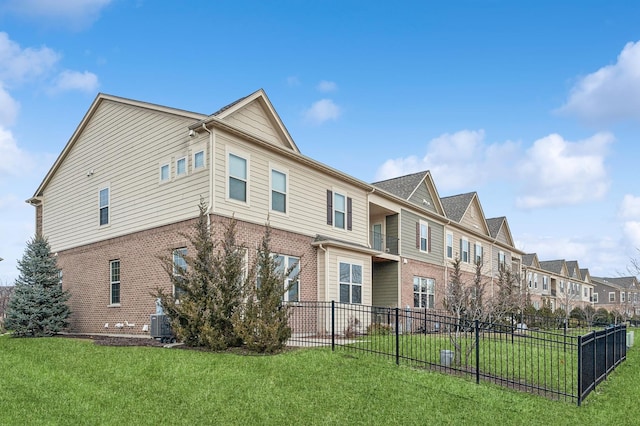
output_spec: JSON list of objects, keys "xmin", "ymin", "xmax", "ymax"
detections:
[
  {"xmin": 627, "ymin": 331, "xmax": 634, "ymax": 348},
  {"xmin": 440, "ymin": 349, "xmax": 454, "ymax": 367},
  {"xmin": 150, "ymin": 314, "xmax": 175, "ymax": 343}
]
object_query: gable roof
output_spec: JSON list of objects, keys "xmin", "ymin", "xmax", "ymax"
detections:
[
  {"xmin": 29, "ymin": 93, "xmax": 207, "ymax": 201},
  {"xmin": 194, "ymin": 89, "xmax": 300, "ymax": 153},
  {"xmin": 591, "ymin": 276, "xmax": 624, "ymax": 290},
  {"xmin": 440, "ymin": 192, "xmax": 476, "ymax": 223},
  {"xmin": 522, "ymin": 253, "xmax": 539, "ymax": 268},
  {"xmin": 603, "ymin": 276, "xmax": 638, "ymax": 289},
  {"xmin": 539, "ymin": 259, "xmax": 566, "ymax": 275},
  {"xmin": 565, "ymin": 261, "xmax": 582, "ymax": 280},
  {"xmin": 371, "ymin": 171, "xmax": 429, "ymax": 200},
  {"xmin": 580, "ymin": 268, "xmax": 592, "ymax": 283}
]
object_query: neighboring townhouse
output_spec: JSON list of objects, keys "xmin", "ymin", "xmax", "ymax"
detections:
[
  {"xmin": 539, "ymin": 260, "xmax": 582, "ymax": 314},
  {"xmin": 485, "ymin": 216, "xmax": 522, "ymax": 293},
  {"xmin": 566, "ymin": 261, "xmax": 594, "ymax": 309},
  {"xmin": 522, "ymin": 253, "xmax": 552, "ymax": 310},
  {"xmin": 591, "ymin": 276, "xmax": 640, "ymax": 317}
]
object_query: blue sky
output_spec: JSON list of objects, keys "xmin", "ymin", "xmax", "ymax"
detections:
[{"xmin": 1, "ymin": 0, "xmax": 640, "ymax": 284}]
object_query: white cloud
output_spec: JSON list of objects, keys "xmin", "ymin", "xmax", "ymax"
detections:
[
  {"xmin": 558, "ymin": 40, "xmax": 640, "ymax": 123},
  {"xmin": 303, "ymin": 99, "xmax": 341, "ymax": 125},
  {"xmin": 515, "ymin": 132, "xmax": 613, "ymax": 209},
  {"xmin": 2, "ymin": 0, "xmax": 112, "ymax": 30},
  {"xmin": 0, "ymin": 32, "xmax": 60, "ymax": 84},
  {"xmin": 0, "ymin": 84, "xmax": 19, "ymax": 126},
  {"xmin": 619, "ymin": 195, "xmax": 640, "ymax": 219},
  {"xmin": 50, "ymin": 70, "xmax": 99, "ymax": 93},
  {"xmin": 623, "ymin": 222, "xmax": 640, "ymax": 251},
  {"xmin": 0, "ymin": 126, "xmax": 33, "ymax": 178},
  {"xmin": 374, "ymin": 129, "xmax": 520, "ymax": 191},
  {"xmin": 317, "ymin": 80, "xmax": 337, "ymax": 92}
]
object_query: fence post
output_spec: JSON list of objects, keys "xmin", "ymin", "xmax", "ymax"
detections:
[
  {"xmin": 395, "ymin": 307, "xmax": 400, "ymax": 366},
  {"xmin": 511, "ymin": 313, "xmax": 515, "ymax": 344},
  {"xmin": 577, "ymin": 334, "xmax": 582, "ymax": 406},
  {"xmin": 331, "ymin": 300, "xmax": 335, "ymax": 351},
  {"xmin": 475, "ymin": 319, "xmax": 480, "ymax": 384}
]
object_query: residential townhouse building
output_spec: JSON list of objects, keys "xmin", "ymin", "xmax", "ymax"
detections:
[
  {"xmin": 522, "ymin": 253, "xmax": 552, "ymax": 310},
  {"xmin": 591, "ymin": 276, "xmax": 640, "ymax": 317}
]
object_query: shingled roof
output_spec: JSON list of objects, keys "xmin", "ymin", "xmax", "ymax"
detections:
[
  {"xmin": 566, "ymin": 261, "xmax": 581, "ymax": 279},
  {"xmin": 440, "ymin": 192, "xmax": 476, "ymax": 223},
  {"xmin": 602, "ymin": 276, "xmax": 638, "ymax": 289},
  {"xmin": 486, "ymin": 217, "xmax": 505, "ymax": 238},
  {"xmin": 371, "ymin": 171, "xmax": 428, "ymax": 200},
  {"xmin": 522, "ymin": 253, "xmax": 537, "ymax": 267},
  {"xmin": 539, "ymin": 260, "xmax": 565, "ymax": 275}
]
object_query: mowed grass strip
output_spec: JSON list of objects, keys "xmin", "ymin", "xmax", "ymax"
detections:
[{"xmin": 0, "ymin": 334, "xmax": 637, "ymax": 425}]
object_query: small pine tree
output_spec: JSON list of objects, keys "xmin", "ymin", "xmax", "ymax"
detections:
[
  {"xmin": 234, "ymin": 223, "xmax": 293, "ymax": 353},
  {"xmin": 5, "ymin": 235, "xmax": 71, "ymax": 337}
]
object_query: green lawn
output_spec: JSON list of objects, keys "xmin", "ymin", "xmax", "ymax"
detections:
[{"xmin": 0, "ymin": 334, "xmax": 636, "ymax": 425}]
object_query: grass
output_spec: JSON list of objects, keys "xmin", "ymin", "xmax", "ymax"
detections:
[{"xmin": 0, "ymin": 334, "xmax": 637, "ymax": 425}]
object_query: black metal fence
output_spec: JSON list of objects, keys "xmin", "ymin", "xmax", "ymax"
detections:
[{"xmin": 286, "ymin": 301, "xmax": 628, "ymax": 405}]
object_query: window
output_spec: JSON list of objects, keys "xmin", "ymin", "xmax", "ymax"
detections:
[
  {"xmin": 275, "ymin": 255, "xmax": 299, "ymax": 302},
  {"xmin": 593, "ymin": 293, "xmax": 599, "ymax": 303},
  {"xmin": 418, "ymin": 221, "xmax": 429, "ymax": 252},
  {"xmin": 584, "ymin": 288, "xmax": 588, "ymax": 297},
  {"xmin": 176, "ymin": 157, "xmax": 186, "ymax": 176},
  {"xmin": 413, "ymin": 276, "xmax": 435, "ymax": 309},
  {"xmin": 460, "ymin": 238, "xmax": 470, "ymax": 263},
  {"xmin": 173, "ymin": 248, "xmax": 187, "ymax": 299},
  {"xmin": 609, "ymin": 292, "xmax": 615, "ymax": 302},
  {"xmin": 560, "ymin": 280, "xmax": 565, "ymax": 293},
  {"xmin": 339, "ymin": 262, "xmax": 362, "ymax": 304},
  {"xmin": 543, "ymin": 276, "xmax": 549, "ymax": 291},
  {"xmin": 160, "ymin": 164, "xmax": 170, "ymax": 182},
  {"xmin": 528, "ymin": 272, "xmax": 533, "ymax": 288},
  {"xmin": 228, "ymin": 153, "xmax": 247, "ymax": 202},
  {"xmin": 533, "ymin": 301, "xmax": 540, "ymax": 309},
  {"xmin": 271, "ymin": 169, "xmax": 287, "ymax": 213},
  {"xmin": 446, "ymin": 232, "xmax": 453, "ymax": 258},
  {"xmin": 326, "ymin": 190, "xmax": 352, "ymax": 230},
  {"xmin": 110, "ymin": 260, "xmax": 120, "ymax": 305},
  {"xmin": 498, "ymin": 251, "xmax": 506, "ymax": 270},
  {"xmin": 534, "ymin": 273, "xmax": 538, "ymax": 289},
  {"xmin": 474, "ymin": 243, "xmax": 483, "ymax": 265},
  {"xmin": 621, "ymin": 292, "xmax": 626, "ymax": 303},
  {"xmin": 194, "ymin": 150, "xmax": 205, "ymax": 169},
  {"xmin": 99, "ymin": 187, "xmax": 109, "ymax": 226}
]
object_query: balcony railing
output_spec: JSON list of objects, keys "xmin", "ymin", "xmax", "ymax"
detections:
[{"xmin": 371, "ymin": 231, "xmax": 399, "ymax": 255}]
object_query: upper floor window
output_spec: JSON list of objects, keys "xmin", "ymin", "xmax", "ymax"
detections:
[
  {"xmin": 584, "ymin": 287, "xmax": 588, "ymax": 297},
  {"xmin": 609, "ymin": 292, "xmax": 615, "ymax": 302},
  {"xmin": 533, "ymin": 273, "xmax": 538, "ymax": 289},
  {"xmin": 99, "ymin": 187, "xmax": 109, "ymax": 226},
  {"xmin": 543, "ymin": 276, "xmax": 549, "ymax": 290},
  {"xmin": 339, "ymin": 261, "xmax": 362, "ymax": 304},
  {"xmin": 326, "ymin": 190, "xmax": 352, "ymax": 230},
  {"xmin": 621, "ymin": 292, "xmax": 626, "ymax": 303},
  {"xmin": 271, "ymin": 169, "xmax": 287, "ymax": 213},
  {"xmin": 418, "ymin": 221, "xmax": 429, "ymax": 253},
  {"xmin": 498, "ymin": 251, "xmax": 506, "ymax": 270},
  {"xmin": 176, "ymin": 157, "xmax": 187, "ymax": 176},
  {"xmin": 460, "ymin": 238, "xmax": 470, "ymax": 263},
  {"xmin": 413, "ymin": 276, "xmax": 435, "ymax": 309},
  {"xmin": 160, "ymin": 163, "xmax": 170, "ymax": 182},
  {"xmin": 593, "ymin": 293, "xmax": 599, "ymax": 303},
  {"xmin": 446, "ymin": 232, "xmax": 453, "ymax": 259},
  {"xmin": 275, "ymin": 254, "xmax": 299, "ymax": 302},
  {"xmin": 528, "ymin": 272, "xmax": 533, "ymax": 288},
  {"xmin": 560, "ymin": 280, "xmax": 565, "ymax": 293},
  {"xmin": 110, "ymin": 259, "xmax": 120, "ymax": 305},
  {"xmin": 228, "ymin": 153, "xmax": 248, "ymax": 202},
  {"xmin": 193, "ymin": 150, "xmax": 205, "ymax": 170},
  {"xmin": 474, "ymin": 243, "xmax": 483, "ymax": 265}
]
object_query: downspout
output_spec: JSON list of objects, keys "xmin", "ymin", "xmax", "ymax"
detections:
[
  {"xmin": 318, "ymin": 244, "xmax": 328, "ymax": 302},
  {"xmin": 201, "ymin": 124, "xmax": 214, "ymax": 228}
]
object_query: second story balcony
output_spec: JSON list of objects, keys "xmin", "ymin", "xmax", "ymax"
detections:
[{"xmin": 371, "ymin": 231, "xmax": 399, "ymax": 255}]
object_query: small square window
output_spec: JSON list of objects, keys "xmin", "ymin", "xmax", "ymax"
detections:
[{"xmin": 160, "ymin": 164, "xmax": 170, "ymax": 181}]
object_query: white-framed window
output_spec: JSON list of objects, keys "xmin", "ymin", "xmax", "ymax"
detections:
[
  {"xmin": 498, "ymin": 251, "xmax": 506, "ymax": 270},
  {"xmin": 275, "ymin": 254, "xmax": 299, "ymax": 302},
  {"xmin": 533, "ymin": 301, "xmax": 540, "ymax": 309},
  {"xmin": 176, "ymin": 157, "xmax": 187, "ymax": 176},
  {"xmin": 584, "ymin": 288, "xmax": 588, "ymax": 297},
  {"xmin": 419, "ymin": 221, "xmax": 429, "ymax": 252},
  {"xmin": 460, "ymin": 238, "xmax": 470, "ymax": 263},
  {"xmin": 621, "ymin": 292, "xmax": 626, "ymax": 303},
  {"xmin": 593, "ymin": 293, "xmax": 599, "ymax": 303},
  {"xmin": 609, "ymin": 292, "xmax": 615, "ymax": 302},
  {"xmin": 543, "ymin": 276, "xmax": 549, "ymax": 291},
  {"xmin": 159, "ymin": 163, "xmax": 170, "ymax": 182},
  {"xmin": 534, "ymin": 273, "xmax": 538, "ymax": 289},
  {"xmin": 446, "ymin": 232, "xmax": 453, "ymax": 259},
  {"xmin": 173, "ymin": 247, "xmax": 187, "ymax": 299},
  {"xmin": 339, "ymin": 261, "xmax": 362, "ymax": 304},
  {"xmin": 193, "ymin": 150, "xmax": 205, "ymax": 170},
  {"xmin": 110, "ymin": 259, "xmax": 120, "ymax": 305},
  {"xmin": 413, "ymin": 276, "xmax": 435, "ymax": 309},
  {"xmin": 474, "ymin": 243, "xmax": 483, "ymax": 265},
  {"xmin": 528, "ymin": 272, "xmax": 533, "ymax": 288},
  {"xmin": 334, "ymin": 192, "xmax": 346, "ymax": 229},
  {"xmin": 99, "ymin": 187, "xmax": 110, "ymax": 226},
  {"xmin": 560, "ymin": 280, "xmax": 565, "ymax": 293},
  {"xmin": 270, "ymin": 168, "xmax": 287, "ymax": 214},
  {"xmin": 228, "ymin": 152, "xmax": 248, "ymax": 203}
]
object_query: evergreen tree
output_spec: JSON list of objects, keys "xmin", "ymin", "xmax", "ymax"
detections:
[
  {"xmin": 234, "ymin": 223, "xmax": 293, "ymax": 353},
  {"xmin": 5, "ymin": 235, "xmax": 70, "ymax": 337}
]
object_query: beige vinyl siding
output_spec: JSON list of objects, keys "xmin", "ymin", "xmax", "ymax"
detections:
[
  {"xmin": 459, "ymin": 199, "xmax": 489, "ymax": 236},
  {"xmin": 325, "ymin": 247, "xmax": 372, "ymax": 305},
  {"xmin": 42, "ymin": 101, "xmax": 209, "ymax": 252},
  {"xmin": 372, "ymin": 261, "xmax": 399, "ymax": 307},
  {"xmin": 222, "ymin": 100, "xmax": 288, "ymax": 149},
  {"xmin": 400, "ymin": 209, "xmax": 444, "ymax": 264},
  {"xmin": 408, "ymin": 182, "xmax": 438, "ymax": 214},
  {"xmin": 490, "ymin": 245, "xmax": 512, "ymax": 277},
  {"xmin": 214, "ymin": 132, "xmax": 368, "ymax": 246},
  {"xmin": 494, "ymin": 225, "xmax": 511, "ymax": 246}
]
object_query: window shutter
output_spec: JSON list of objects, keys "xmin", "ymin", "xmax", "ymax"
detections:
[
  {"xmin": 326, "ymin": 190, "xmax": 333, "ymax": 225},
  {"xmin": 347, "ymin": 197, "xmax": 352, "ymax": 231},
  {"xmin": 460, "ymin": 239, "xmax": 463, "ymax": 260},
  {"xmin": 427, "ymin": 225, "xmax": 431, "ymax": 252},
  {"xmin": 416, "ymin": 222, "xmax": 420, "ymax": 249}
]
